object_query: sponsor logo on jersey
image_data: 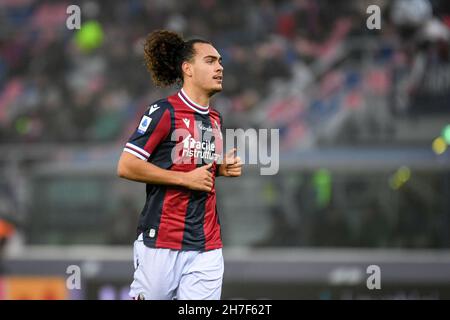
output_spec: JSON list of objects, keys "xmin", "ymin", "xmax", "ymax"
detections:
[
  {"xmin": 198, "ymin": 123, "xmax": 213, "ymax": 132},
  {"xmin": 182, "ymin": 118, "xmax": 190, "ymax": 128},
  {"xmin": 181, "ymin": 134, "xmax": 220, "ymax": 162}
]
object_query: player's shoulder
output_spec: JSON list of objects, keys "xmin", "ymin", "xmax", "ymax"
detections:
[
  {"xmin": 209, "ymin": 106, "xmax": 222, "ymax": 119},
  {"xmin": 209, "ymin": 107, "xmax": 223, "ymax": 125},
  {"xmin": 143, "ymin": 98, "xmax": 174, "ymax": 117}
]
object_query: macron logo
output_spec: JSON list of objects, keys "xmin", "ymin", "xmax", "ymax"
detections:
[
  {"xmin": 148, "ymin": 104, "xmax": 160, "ymax": 115},
  {"xmin": 182, "ymin": 118, "xmax": 190, "ymax": 128}
]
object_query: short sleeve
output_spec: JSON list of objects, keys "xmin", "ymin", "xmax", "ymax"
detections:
[{"xmin": 123, "ymin": 103, "xmax": 172, "ymax": 161}]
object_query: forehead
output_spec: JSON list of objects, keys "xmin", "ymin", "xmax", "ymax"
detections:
[{"xmin": 193, "ymin": 43, "xmax": 220, "ymax": 59}]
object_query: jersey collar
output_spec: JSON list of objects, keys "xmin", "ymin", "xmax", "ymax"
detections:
[{"xmin": 178, "ymin": 88, "xmax": 210, "ymax": 114}]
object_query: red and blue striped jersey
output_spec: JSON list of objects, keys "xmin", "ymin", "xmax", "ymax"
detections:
[{"xmin": 123, "ymin": 89, "xmax": 224, "ymax": 251}]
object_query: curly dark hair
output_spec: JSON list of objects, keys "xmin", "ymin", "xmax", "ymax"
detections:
[{"xmin": 143, "ymin": 30, "xmax": 211, "ymax": 87}]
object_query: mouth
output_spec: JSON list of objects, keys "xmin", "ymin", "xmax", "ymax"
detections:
[{"xmin": 213, "ymin": 75, "xmax": 223, "ymax": 82}]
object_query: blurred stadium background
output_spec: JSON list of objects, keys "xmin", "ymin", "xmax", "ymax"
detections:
[{"xmin": 1, "ymin": 0, "xmax": 450, "ymax": 299}]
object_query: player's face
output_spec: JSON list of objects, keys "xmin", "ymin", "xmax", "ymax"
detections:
[{"xmin": 190, "ymin": 43, "xmax": 223, "ymax": 96}]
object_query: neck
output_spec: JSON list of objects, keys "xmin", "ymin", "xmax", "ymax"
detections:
[{"xmin": 181, "ymin": 85, "xmax": 210, "ymax": 108}]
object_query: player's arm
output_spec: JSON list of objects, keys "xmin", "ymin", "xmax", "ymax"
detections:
[
  {"xmin": 214, "ymin": 113, "xmax": 242, "ymax": 178},
  {"xmin": 117, "ymin": 152, "xmax": 213, "ymax": 192},
  {"xmin": 118, "ymin": 103, "xmax": 212, "ymax": 191}
]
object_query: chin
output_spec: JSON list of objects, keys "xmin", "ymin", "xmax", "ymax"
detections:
[{"xmin": 208, "ymin": 86, "xmax": 223, "ymax": 96}]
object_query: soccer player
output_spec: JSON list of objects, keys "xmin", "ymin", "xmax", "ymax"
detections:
[{"xmin": 117, "ymin": 30, "xmax": 242, "ymax": 300}]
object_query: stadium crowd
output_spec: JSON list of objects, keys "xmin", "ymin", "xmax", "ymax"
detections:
[{"xmin": 2, "ymin": 0, "xmax": 448, "ymax": 146}]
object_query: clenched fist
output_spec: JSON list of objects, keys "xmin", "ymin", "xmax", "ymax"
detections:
[
  {"xmin": 182, "ymin": 162, "xmax": 214, "ymax": 192},
  {"xmin": 219, "ymin": 148, "xmax": 243, "ymax": 177}
]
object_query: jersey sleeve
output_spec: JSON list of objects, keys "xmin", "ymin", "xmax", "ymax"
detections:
[{"xmin": 123, "ymin": 103, "xmax": 172, "ymax": 161}]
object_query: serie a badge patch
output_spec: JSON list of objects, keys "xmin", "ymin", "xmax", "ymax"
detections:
[{"xmin": 138, "ymin": 116, "xmax": 152, "ymax": 134}]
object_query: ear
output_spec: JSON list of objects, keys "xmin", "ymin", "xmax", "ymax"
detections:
[{"xmin": 181, "ymin": 61, "xmax": 193, "ymax": 78}]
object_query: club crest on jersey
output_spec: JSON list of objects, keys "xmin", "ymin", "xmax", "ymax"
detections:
[
  {"xmin": 138, "ymin": 116, "xmax": 152, "ymax": 134},
  {"xmin": 148, "ymin": 104, "xmax": 160, "ymax": 115},
  {"xmin": 182, "ymin": 118, "xmax": 190, "ymax": 128}
]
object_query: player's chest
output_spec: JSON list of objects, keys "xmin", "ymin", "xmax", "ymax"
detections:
[
  {"xmin": 171, "ymin": 110, "xmax": 223, "ymax": 163},
  {"xmin": 173, "ymin": 111, "xmax": 222, "ymax": 143}
]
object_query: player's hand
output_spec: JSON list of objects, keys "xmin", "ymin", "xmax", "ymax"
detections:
[
  {"xmin": 219, "ymin": 148, "xmax": 243, "ymax": 177},
  {"xmin": 182, "ymin": 162, "xmax": 214, "ymax": 192}
]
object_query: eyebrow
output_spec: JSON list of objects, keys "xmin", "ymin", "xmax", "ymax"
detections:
[{"xmin": 203, "ymin": 55, "xmax": 222, "ymax": 62}]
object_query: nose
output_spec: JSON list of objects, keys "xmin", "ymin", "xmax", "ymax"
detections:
[{"xmin": 216, "ymin": 62, "xmax": 223, "ymax": 72}]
